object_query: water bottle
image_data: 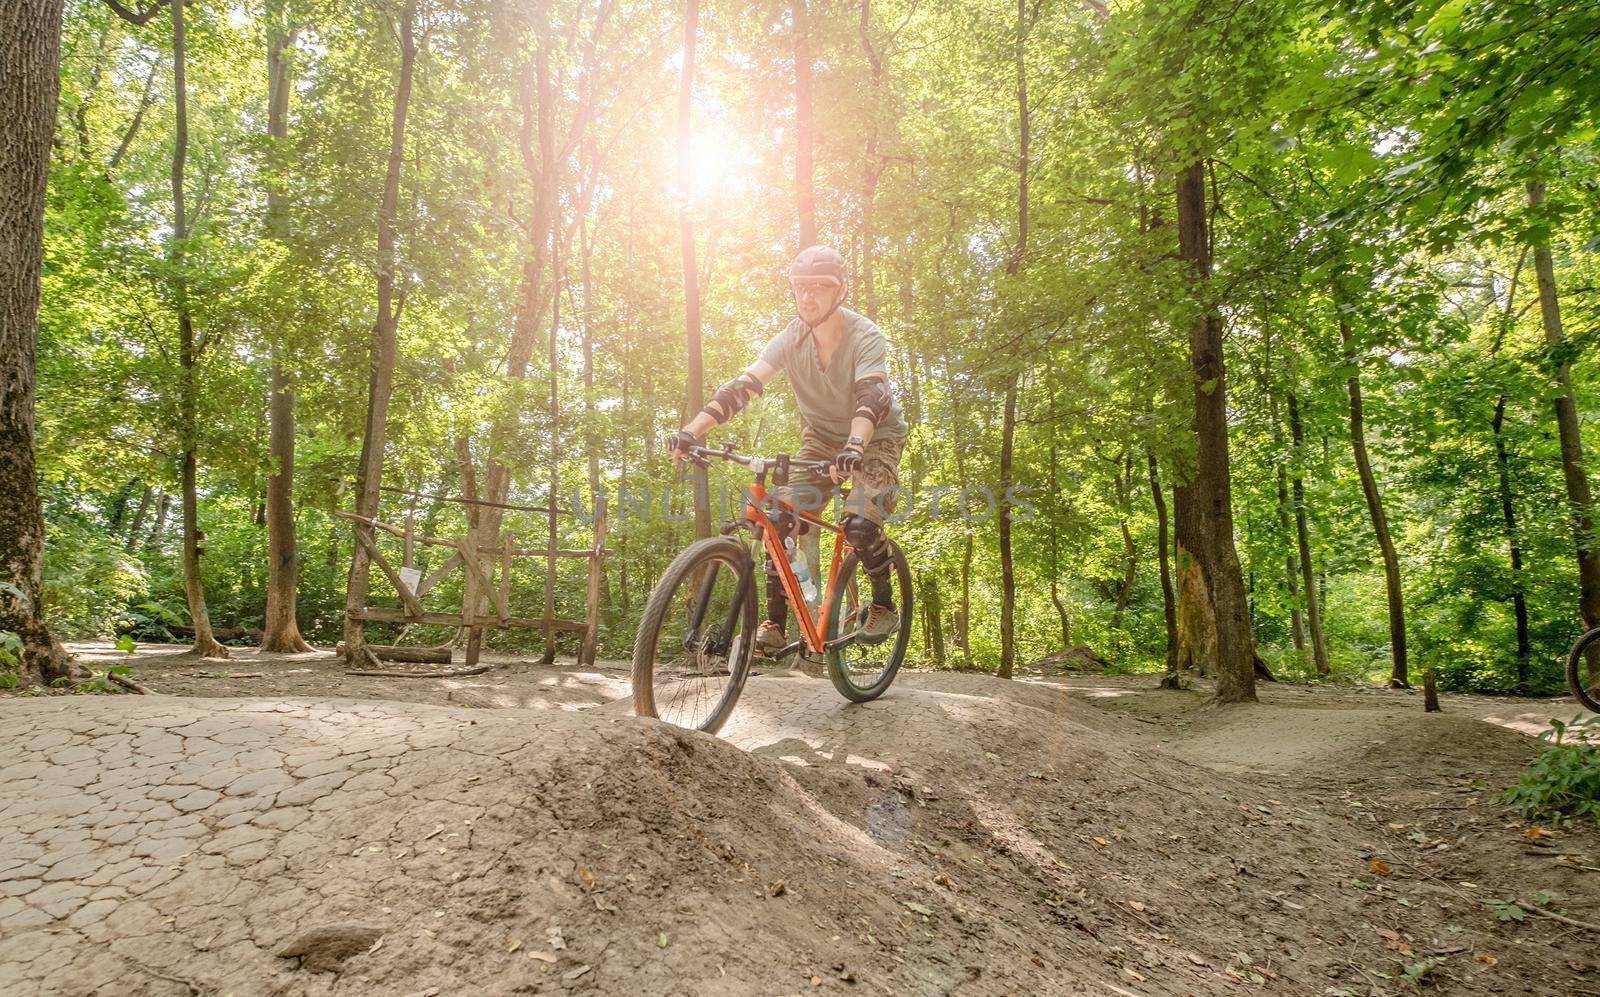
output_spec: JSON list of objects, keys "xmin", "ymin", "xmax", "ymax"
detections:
[{"xmin": 785, "ymin": 536, "xmax": 817, "ymax": 603}]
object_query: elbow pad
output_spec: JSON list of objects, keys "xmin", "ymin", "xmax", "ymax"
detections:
[
  {"xmin": 702, "ymin": 372, "xmax": 764, "ymax": 424},
  {"xmin": 853, "ymin": 378, "xmax": 892, "ymax": 427}
]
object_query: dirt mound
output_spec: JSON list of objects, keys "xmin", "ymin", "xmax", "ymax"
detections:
[{"xmin": 1, "ymin": 677, "xmax": 1591, "ymax": 995}]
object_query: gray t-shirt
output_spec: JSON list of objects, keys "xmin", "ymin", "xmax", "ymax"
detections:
[{"xmin": 757, "ymin": 308, "xmax": 909, "ymax": 441}]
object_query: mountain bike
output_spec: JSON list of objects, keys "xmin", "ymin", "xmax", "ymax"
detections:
[
  {"xmin": 1567, "ymin": 626, "xmax": 1600, "ymax": 713},
  {"xmin": 631, "ymin": 442, "xmax": 913, "ymax": 733}
]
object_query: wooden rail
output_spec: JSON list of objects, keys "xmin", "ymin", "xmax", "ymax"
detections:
[{"xmin": 338, "ymin": 496, "xmax": 608, "ymax": 670}]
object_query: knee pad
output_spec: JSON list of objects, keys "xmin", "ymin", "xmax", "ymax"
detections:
[{"xmin": 841, "ymin": 513, "xmax": 891, "ymax": 573}]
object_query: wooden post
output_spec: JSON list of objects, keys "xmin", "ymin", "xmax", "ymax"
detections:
[
  {"xmin": 500, "ymin": 529, "xmax": 514, "ymax": 623},
  {"xmin": 1423, "ymin": 668, "xmax": 1441, "ymax": 713},
  {"xmin": 461, "ymin": 532, "xmax": 479, "ymax": 667},
  {"xmin": 403, "ymin": 507, "xmax": 415, "ymax": 567},
  {"xmin": 581, "ymin": 497, "xmax": 607, "ymax": 666}
]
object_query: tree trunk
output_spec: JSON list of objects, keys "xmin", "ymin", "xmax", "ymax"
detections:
[
  {"xmin": 1047, "ymin": 376, "xmax": 1070, "ymax": 650},
  {"xmin": 1175, "ymin": 160, "xmax": 1255, "ymax": 703},
  {"xmin": 542, "ymin": 236, "xmax": 562, "ymax": 665},
  {"xmin": 921, "ymin": 572, "xmax": 945, "ymax": 666},
  {"xmin": 857, "ymin": 0, "xmax": 881, "ymax": 320},
  {"xmin": 260, "ymin": 6, "xmax": 310, "ymax": 653},
  {"xmin": 125, "ymin": 483, "xmax": 154, "ymax": 551},
  {"xmin": 1527, "ymin": 178, "xmax": 1600, "ymax": 678},
  {"xmin": 262, "ymin": 359, "xmax": 310, "ymax": 652},
  {"xmin": 678, "ymin": 0, "xmax": 710, "ymax": 539},
  {"xmin": 1339, "ymin": 315, "xmax": 1407, "ymax": 688},
  {"xmin": 993, "ymin": 0, "xmax": 1030, "ymax": 679},
  {"xmin": 1264, "ymin": 375, "xmax": 1305, "ymax": 655},
  {"xmin": 792, "ymin": 0, "xmax": 816, "ymax": 247},
  {"xmin": 1492, "ymin": 396, "xmax": 1531, "ymax": 687},
  {"xmin": 1149, "ymin": 453, "xmax": 1180, "ymax": 686},
  {"xmin": 147, "ymin": 490, "xmax": 172, "ymax": 550},
  {"xmin": 998, "ymin": 373, "xmax": 1018, "ymax": 679},
  {"xmin": 170, "ymin": 0, "xmax": 226, "ymax": 659},
  {"xmin": 1287, "ymin": 389, "xmax": 1330, "ymax": 676},
  {"xmin": 1111, "ymin": 452, "xmax": 1136, "ymax": 633},
  {"xmin": 341, "ymin": 5, "xmax": 416, "ymax": 662},
  {"xmin": 0, "ymin": 0, "xmax": 75, "ymax": 686}
]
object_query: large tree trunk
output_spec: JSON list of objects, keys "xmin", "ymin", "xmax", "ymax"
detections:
[
  {"xmin": 1527, "ymin": 178, "xmax": 1600, "ymax": 678},
  {"xmin": 341, "ymin": 5, "xmax": 416, "ymax": 662},
  {"xmin": 262, "ymin": 359, "xmax": 311, "ymax": 651},
  {"xmin": 0, "ymin": 0, "xmax": 75, "ymax": 687},
  {"xmin": 998, "ymin": 373, "xmax": 1018, "ymax": 679},
  {"xmin": 1287, "ymin": 389, "xmax": 1330, "ymax": 676},
  {"xmin": 260, "ymin": 6, "xmax": 310, "ymax": 653},
  {"xmin": 791, "ymin": 0, "xmax": 816, "ymax": 248},
  {"xmin": 1149, "ymin": 453, "xmax": 1180, "ymax": 687},
  {"xmin": 994, "ymin": 0, "xmax": 1031, "ymax": 679},
  {"xmin": 1339, "ymin": 315, "xmax": 1407, "ymax": 688},
  {"xmin": 678, "ymin": 0, "xmax": 710, "ymax": 539},
  {"xmin": 1175, "ymin": 161, "xmax": 1255, "ymax": 703},
  {"xmin": 1492, "ymin": 396, "xmax": 1531, "ymax": 687},
  {"xmin": 857, "ymin": 0, "xmax": 881, "ymax": 320},
  {"xmin": 170, "ymin": 0, "xmax": 226, "ymax": 659}
]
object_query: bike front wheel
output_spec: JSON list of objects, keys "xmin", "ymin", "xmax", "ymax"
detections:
[
  {"xmin": 823, "ymin": 539, "xmax": 913, "ymax": 703},
  {"xmin": 1566, "ymin": 626, "xmax": 1600, "ymax": 714},
  {"xmin": 633, "ymin": 536, "xmax": 758, "ymax": 734}
]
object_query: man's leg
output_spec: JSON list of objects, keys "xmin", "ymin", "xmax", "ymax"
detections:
[
  {"xmin": 764, "ymin": 435, "xmax": 833, "ymax": 640},
  {"xmin": 840, "ymin": 437, "xmax": 905, "ymax": 638}
]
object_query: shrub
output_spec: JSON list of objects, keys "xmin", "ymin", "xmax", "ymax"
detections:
[{"xmin": 1502, "ymin": 715, "xmax": 1600, "ymax": 827}]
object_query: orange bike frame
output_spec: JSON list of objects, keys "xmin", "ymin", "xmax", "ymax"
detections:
[{"xmin": 742, "ymin": 482, "xmax": 854, "ymax": 654}]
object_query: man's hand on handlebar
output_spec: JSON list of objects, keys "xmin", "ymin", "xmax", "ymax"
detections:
[
  {"xmin": 666, "ymin": 430, "xmax": 701, "ymax": 464},
  {"xmin": 828, "ymin": 440, "xmax": 865, "ymax": 484}
]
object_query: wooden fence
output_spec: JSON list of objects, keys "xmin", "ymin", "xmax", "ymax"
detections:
[{"xmin": 338, "ymin": 491, "xmax": 607, "ymax": 669}]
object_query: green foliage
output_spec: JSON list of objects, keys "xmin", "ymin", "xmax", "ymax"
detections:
[
  {"xmin": 1501, "ymin": 716, "xmax": 1600, "ymax": 827},
  {"xmin": 0, "ymin": 630, "xmax": 22, "ymax": 688},
  {"xmin": 1400, "ymin": 956, "xmax": 1442, "ymax": 988},
  {"xmin": 27, "ymin": 0, "xmax": 1600, "ymax": 692}
]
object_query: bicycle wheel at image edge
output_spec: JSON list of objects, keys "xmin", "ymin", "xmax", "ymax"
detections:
[
  {"xmin": 823, "ymin": 539, "xmax": 913, "ymax": 703},
  {"xmin": 632, "ymin": 536, "xmax": 757, "ymax": 734},
  {"xmin": 1566, "ymin": 626, "xmax": 1600, "ymax": 714}
]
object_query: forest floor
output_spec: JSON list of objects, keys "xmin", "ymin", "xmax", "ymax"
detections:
[{"xmin": 1, "ymin": 642, "xmax": 1596, "ymax": 996}]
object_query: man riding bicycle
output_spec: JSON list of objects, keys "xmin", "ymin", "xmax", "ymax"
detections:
[{"xmin": 667, "ymin": 246, "xmax": 910, "ymax": 656}]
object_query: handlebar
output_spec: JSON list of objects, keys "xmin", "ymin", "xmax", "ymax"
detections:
[{"xmin": 682, "ymin": 442, "xmax": 833, "ymax": 476}]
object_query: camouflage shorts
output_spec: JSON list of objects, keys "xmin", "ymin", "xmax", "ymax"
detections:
[{"xmin": 775, "ymin": 426, "xmax": 906, "ymax": 526}]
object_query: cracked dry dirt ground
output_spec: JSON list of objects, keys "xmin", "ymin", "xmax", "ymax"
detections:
[{"xmin": 3, "ymin": 665, "xmax": 1598, "ymax": 996}]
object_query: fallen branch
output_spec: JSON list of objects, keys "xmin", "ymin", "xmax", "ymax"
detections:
[
  {"xmin": 109, "ymin": 671, "xmax": 153, "ymax": 695},
  {"xmin": 335, "ymin": 641, "xmax": 450, "ymax": 664},
  {"xmin": 345, "ymin": 665, "xmax": 492, "ymax": 679},
  {"xmin": 1516, "ymin": 900, "xmax": 1600, "ymax": 933}
]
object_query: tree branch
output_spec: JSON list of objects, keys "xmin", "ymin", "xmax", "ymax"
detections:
[{"xmin": 100, "ymin": 0, "xmax": 171, "ymax": 26}]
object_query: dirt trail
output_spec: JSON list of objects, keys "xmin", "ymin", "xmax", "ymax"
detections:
[{"xmin": 2, "ymin": 651, "xmax": 1597, "ymax": 995}]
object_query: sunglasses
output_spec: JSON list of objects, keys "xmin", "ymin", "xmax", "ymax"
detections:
[{"xmin": 790, "ymin": 280, "xmax": 840, "ymax": 299}]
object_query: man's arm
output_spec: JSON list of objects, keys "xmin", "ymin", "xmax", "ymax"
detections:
[
  {"xmin": 671, "ymin": 358, "xmax": 778, "ymax": 457},
  {"xmin": 831, "ymin": 372, "xmax": 891, "ymax": 482}
]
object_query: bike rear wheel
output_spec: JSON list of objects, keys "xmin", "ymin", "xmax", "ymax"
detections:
[
  {"xmin": 1566, "ymin": 626, "xmax": 1600, "ymax": 714},
  {"xmin": 823, "ymin": 539, "xmax": 913, "ymax": 703},
  {"xmin": 633, "ymin": 536, "xmax": 757, "ymax": 734}
]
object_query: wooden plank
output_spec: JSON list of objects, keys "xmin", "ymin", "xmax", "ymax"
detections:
[
  {"xmin": 354, "ymin": 527, "xmax": 427, "ymax": 620},
  {"xmin": 456, "ymin": 536, "xmax": 509, "ymax": 622},
  {"xmin": 354, "ymin": 608, "xmax": 586, "ymax": 631},
  {"xmin": 414, "ymin": 552, "xmax": 461, "ymax": 598},
  {"xmin": 474, "ymin": 545, "xmax": 609, "ymax": 559},
  {"xmin": 500, "ymin": 530, "xmax": 514, "ymax": 624}
]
